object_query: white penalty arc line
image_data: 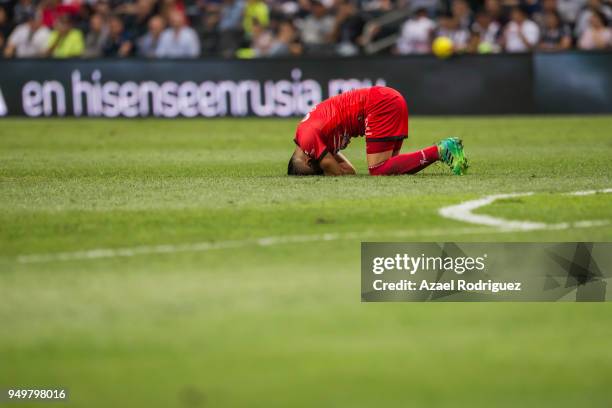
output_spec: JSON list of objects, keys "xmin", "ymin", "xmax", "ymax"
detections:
[
  {"xmin": 13, "ymin": 189, "xmax": 612, "ymax": 264},
  {"xmin": 438, "ymin": 188, "xmax": 612, "ymax": 232}
]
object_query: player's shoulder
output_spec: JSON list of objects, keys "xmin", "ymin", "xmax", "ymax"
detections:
[
  {"xmin": 369, "ymin": 85, "xmax": 402, "ymax": 99},
  {"xmin": 371, "ymin": 85, "xmax": 400, "ymax": 93},
  {"xmin": 334, "ymin": 86, "xmax": 375, "ymax": 101}
]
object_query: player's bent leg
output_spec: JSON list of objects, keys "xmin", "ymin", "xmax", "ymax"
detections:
[
  {"xmin": 368, "ymin": 146, "xmax": 440, "ymax": 176},
  {"xmin": 367, "ymin": 138, "xmax": 469, "ymax": 176},
  {"xmin": 391, "ymin": 139, "xmax": 404, "ymax": 157}
]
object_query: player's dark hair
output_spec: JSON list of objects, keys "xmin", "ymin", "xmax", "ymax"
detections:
[
  {"xmin": 287, "ymin": 152, "xmax": 323, "ymax": 176},
  {"xmin": 287, "ymin": 155, "xmax": 298, "ymax": 175}
]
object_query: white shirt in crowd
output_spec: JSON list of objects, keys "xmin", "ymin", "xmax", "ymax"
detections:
[
  {"xmin": 578, "ymin": 28, "xmax": 612, "ymax": 50},
  {"xmin": 437, "ymin": 28, "xmax": 471, "ymax": 50},
  {"xmin": 504, "ymin": 19, "xmax": 540, "ymax": 52},
  {"xmin": 297, "ymin": 15, "xmax": 335, "ymax": 45},
  {"xmin": 477, "ymin": 21, "xmax": 501, "ymax": 47},
  {"xmin": 7, "ymin": 23, "xmax": 50, "ymax": 58},
  {"xmin": 397, "ymin": 16, "xmax": 436, "ymax": 54},
  {"xmin": 155, "ymin": 27, "xmax": 201, "ymax": 58},
  {"xmin": 574, "ymin": 6, "xmax": 612, "ymax": 37}
]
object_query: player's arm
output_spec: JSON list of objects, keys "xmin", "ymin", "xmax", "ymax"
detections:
[
  {"xmin": 319, "ymin": 152, "xmax": 353, "ymax": 176},
  {"xmin": 333, "ymin": 152, "xmax": 356, "ymax": 175}
]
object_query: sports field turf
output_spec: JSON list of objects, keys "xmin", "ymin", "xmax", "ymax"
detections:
[{"xmin": 1, "ymin": 116, "xmax": 612, "ymax": 407}]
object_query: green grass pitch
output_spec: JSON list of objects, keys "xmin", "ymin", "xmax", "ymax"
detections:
[{"xmin": 1, "ymin": 116, "xmax": 612, "ymax": 407}]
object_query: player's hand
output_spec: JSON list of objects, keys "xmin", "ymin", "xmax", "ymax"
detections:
[{"xmin": 320, "ymin": 152, "xmax": 352, "ymax": 176}]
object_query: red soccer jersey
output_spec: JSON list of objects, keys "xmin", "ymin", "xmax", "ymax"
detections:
[
  {"xmin": 294, "ymin": 86, "xmax": 408, "ymax": 160},
  {"xmin": 294, "ymin": 88, "xmax": 369, "ymax": 161}
]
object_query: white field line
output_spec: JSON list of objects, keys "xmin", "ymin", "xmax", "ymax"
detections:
[
  {"xmin": 568, "ymin": 188, "xmax": 612, "ymax": 196},
  {"xmin": 439, "ymin": 192, "xmax": 545, "ymax": 231},
  {"xmin": 16, "ymin": 227, "xmax": 494, "ymax": 264},
  {"xmin": 438, "ymin": 188, "xmax": 612, "ymax": 231},
  {"xmin": 14, "ymin": 189, "xmax": 612, "ymax": 264}
]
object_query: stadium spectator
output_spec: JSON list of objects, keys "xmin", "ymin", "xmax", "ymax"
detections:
[
  {"xmin": 4, "ymin": 10, "xmax": 51, "ymax": 58},
  {"xmin": 396, "ymin": 8, "xmax": 435, "ymax": 54},
  {"xmin": 409, "ymin": 0, "xmax": 439, "ymax": 15},
  {"xmin": 92, "ymin": 0, "xmax": 112, "ymax": 19},
  {"xmin": 296, "ymin": 1, "xmax": 335, "ymax": 54},
  {"xmin": 40, "ymin": 0, "xmax": 59, "ymax": 28},
  {"xmin": 557, "ymin": 0, "xmax": 587, "ymax": 24},
  {"xmin": 197, "ymin": 10, "xmax": 221, "ymax": 56},
  {"xmin": 137, "ymin": 14, "xmax": 165, "ymax": 57},
  {"xmin": 0, "ymin": 0, "xmax": 609, "ymax": 58},
  {"xmin": 40, "ymin": 0, "xmax": 80, "ymax": 29},
  {"xmin": 578, "ymin": 10, "xmax": 612, "ymax": 49},
  {"xmin": 159, "ymin": 0, "xmax": 185, "ymax": 20},
  {"xmin": 469, "ymin": 11, "xmax": 501, "ymax": 53},
  {"xmin": 501, "ymin": 6, "xmax": 540, "ymax": 52},
  {"xmin": 363, "ymin": 0, "xmax": 394, "ymax": 14},
  {"xmin": 574, "ymin": 0, "xmax": 612, "ymax": 38},
  {"xmin": 538, "ymin": 11, "xmax": 572, "ymax": 50},
  {"xmin": 83, "ymin": 13, "xmax": 109, "ymax": 57},
  {"xmin": 243, "ymin": 0, "xmax": 269, "ymax": 37},
  {"xmin": 267, "ymin": 20, "xmax": 299, "ymax": 56},
  {"xmin": 532, "ymin": 0, "xmax": 560, "ymax": 27},
  {"xmin": 249, "ymin": 19, "xmax": 274, "ymax": 55},
  {"xmin": 218, "ymin": 0, "xmax": 245, "ymax": 57},
  {"xmin": 155, "ymin": 9, "xmax": 200, "ymax": 57},
  {"xmin": 119, "ymin": 0, "xmax": 157, "ymax": 39},
  {"xmin": 102, "ymin": 14, "xmax": 133, "ymax": 57},
  {"xmin": 46, "ymin": 14, "xmax": 84, "ymax": 57},
  {"xmin": 219, "ymin": 0, "xmax": 245, "ymax": 31},
  {"xmin": 436, "ymin": 13, "xmax": 470, "ymax": 52},
  {"xmin": 484, "ymin": 0, "xmax": 506, "ymax": 25},
  {"xmin": 13, "ymin": 0, "xmax": 37, "ymax": 25},
  {"xmin": 451, "ymin": 0, "xmax": 473, "ymax": 30},
  {"xmin": 330, "ymin": 0, "xmax": 364, "ymax": 56},
  {"xmin": 0, "ymin": 6, "xmax": 11, "ymax": 53}
]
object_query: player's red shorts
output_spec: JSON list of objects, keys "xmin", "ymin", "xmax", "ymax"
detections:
[{"xmin": 365, "ymin": 86, "xmax": 409, "ymax": 154}]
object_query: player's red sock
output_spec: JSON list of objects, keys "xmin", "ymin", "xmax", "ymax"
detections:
[{"xmin": 368, "ymin": 146, "xmax": 439, "ymax": 176}]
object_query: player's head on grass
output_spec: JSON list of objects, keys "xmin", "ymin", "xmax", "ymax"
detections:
[{"xmin": 287, "ymin": 147, "xmax": 323, "ymax": 176}]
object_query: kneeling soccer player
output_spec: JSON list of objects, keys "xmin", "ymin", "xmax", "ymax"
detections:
[{"xmin": 287, "ymin": 86, "xmax": 468, "ymax": 176}]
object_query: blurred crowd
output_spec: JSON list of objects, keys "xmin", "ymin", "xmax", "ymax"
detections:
[{"xmin": 0, "ymin": 0, "xmax": 610, "ymax": 58}]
